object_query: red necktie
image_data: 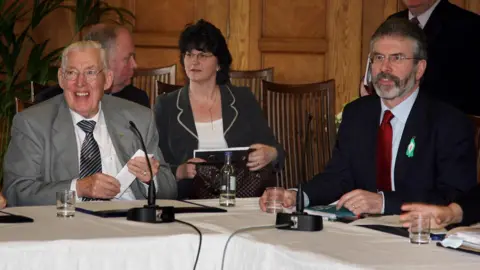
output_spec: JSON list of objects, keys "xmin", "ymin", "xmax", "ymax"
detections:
[{"xmin": 376, "ymin": 110, "xmax": 394, "ymax": 192}]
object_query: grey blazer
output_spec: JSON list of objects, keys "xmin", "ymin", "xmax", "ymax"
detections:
[{"xmin": 3, "ymin": 94, "xmax": 177, "ymax": 206}]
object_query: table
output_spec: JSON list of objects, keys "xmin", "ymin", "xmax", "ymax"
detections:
[{"xmin": 0, "ymin": 198, "xmax": 479, "ymax": 270}]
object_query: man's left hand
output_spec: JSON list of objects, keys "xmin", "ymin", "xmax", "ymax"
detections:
[
  {"xmin": 127, "ymin": 156, "xmax": 160, "ymax": 183},
  {"xmin": 337, "ymin": 189, "xmax": 383, "ymax": 215}
]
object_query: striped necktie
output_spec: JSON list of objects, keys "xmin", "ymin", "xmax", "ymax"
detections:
[
  {"xmin": 77, "ymin": 120, "xmax": 103, "ymax": 201},
  {"xmin": 410, "ymin": 17, "xmax": 421, "ymax": 28}
]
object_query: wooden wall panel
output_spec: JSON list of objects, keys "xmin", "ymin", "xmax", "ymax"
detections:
[
  {"xmin": 262, "ymin": 0, "xmax": 326, "ymax": 38},
  {"xmin": 263, "ymin": 54, "xmax": 325, "ymax": 83},
  {"xmin": 247, "ymin": 0, "xmax": 328, "ymax": 89},
  {"xmin": 134, "ymin": 0, "xmax": 194, "ymax": 33},
  {"xmin": 326, "ymin": 0, "xmax": 362, "ymax": 110},
  {"xmin": 228, "ymin": 0, "xmax": 250, "ymax": 70}
]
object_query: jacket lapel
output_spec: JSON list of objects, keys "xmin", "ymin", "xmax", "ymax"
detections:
[
  {"xmin": 176, "ymin": 86, "xmax": 198, "ymax": 140},
  {"xmin": 422, "ymin": 0, "xmax": 448, "ymax": 45},
  {"xmin": 394, "ymin": 92, "xmax": 429, "ymax": 184},
  {"xmin": 221, "ymin": 85, "xmax": 238, "ymax": 142},
  {"xmin": 101, "ymin": 96, "xmax": 135, "ymax": 165},
  {"xmin": 365, "ymin": 97, "xmax": 382, "ymax": 191},
  {"xmin": 52, "ymin": 98, "xmax": 79, "ymax": 178}
]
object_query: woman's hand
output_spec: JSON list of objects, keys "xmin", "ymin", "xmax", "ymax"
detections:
[
  {"xmin": 0, "ymin": 193, "xmax": 7, "ymax": 209},
  {"xmin": 176, "ymin": 158, "xmax": 206, "ymax": 180},
  {"xmin": 247, "ymin": 144, "xmax": 278, "ymax": 171}
]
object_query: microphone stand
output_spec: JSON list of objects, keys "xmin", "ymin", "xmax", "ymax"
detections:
[{"xmin": 126, "ymin": 121, "xmax": 174, "ymax": 223}]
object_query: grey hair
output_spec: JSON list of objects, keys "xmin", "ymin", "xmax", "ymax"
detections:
[
  {"xmin": 60, "ymin": 41, "xmax": 108, "ymax": 71},
  {"xmin": 83, "ymin": 25, "xmax": 121, "ymax": 64},
  {"xmin": 369, "ymin": 18, "xmax": 428, "ymax": 61}
]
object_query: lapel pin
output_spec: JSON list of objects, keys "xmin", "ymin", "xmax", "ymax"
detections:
[
  {"xmin": 118, "ymin": 133, "xmax": 124, "ymax": 138},
  {"xmin": 406, "ymin": 136, "xmax": 416, "ymax": 158}
]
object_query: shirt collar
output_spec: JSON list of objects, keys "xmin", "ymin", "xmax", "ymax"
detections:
[
  {"xmin": 408, "ymin": 0, "xmax": 441, "ymax": 29},
  {"xmin": 69, "ymin": 102, "xmax": 103, "ymax": 125},
  {"xmin": 380, "ymin": 88, "xmax": 419, "ymax": 124}
]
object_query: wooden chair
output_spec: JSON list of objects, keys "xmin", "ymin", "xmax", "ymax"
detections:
[
  {"xmin": 469, "ymin": 115, "xmax": 480, "ymax": 183},
  {"xmin": 15, "ymin": 97, "xmax": 35, "ymax": 113},
  {"xmin": 133, "ymin": 64, "xmax": 176, "ymax": 108},
  {"xmin": 229, "ymin": 67, "xmax": 273, "ymax": 105},
  {"xmin": 262, "ymin": 80, "xmax": 336, "ymax": 188},
  {"xmin": 30, "ymin": 82, "xmax": 49, "ymax": 102},
  {"xmin": 156, "ymin": 81, "xmax": 183, "ymax": 95}
]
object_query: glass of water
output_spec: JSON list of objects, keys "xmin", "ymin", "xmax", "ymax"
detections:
[
  {"xmin": 409, "ymin": 213, "xmax": 431, "ymax": 244},
  {"xmin": 56, "ymin": 190, "xmax": 76, "ymax": 218},
  {"xmin": 265, "ymin": 187, "xmax": 285, "ymax": 213}
]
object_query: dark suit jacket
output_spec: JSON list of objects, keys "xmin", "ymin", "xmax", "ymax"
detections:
[
  {"xmin": 456, "ymin": 184, "xmax": 480, "ymax": 226},
  {"xmin": 35, "ymin": 84, "xmax": 150, "ymax": 108},
  {"xmin": 155, "ymin": 84, "xmax": 285, "ymax": 199},
  {"xmin": 389, "ymin": 0, "xmax": 480, "ymax": 115},
  {"xmin": 304, "ymin": 91, "xmax": 477, "ymax": 214}
]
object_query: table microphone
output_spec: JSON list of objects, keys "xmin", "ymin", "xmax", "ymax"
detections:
[
  {"xmin": 275, "ymin": 183, "xmax": 323, "ymax": 231},
  {"xmin": 126, "ymin": 121, "xmax": 174, "ymax": 223}
]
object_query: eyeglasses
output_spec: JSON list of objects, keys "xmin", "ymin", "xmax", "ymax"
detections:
[
  {"xmin": 184, "ymin": 52, "xmax": 214, "ymax": 61},
  {"xmin": 62, "ymin": 69, "xmax": 104, "ymax": 81},
  {"xmin": 369, "ymin": 54, "xmax": 421, "ymax": 65}
]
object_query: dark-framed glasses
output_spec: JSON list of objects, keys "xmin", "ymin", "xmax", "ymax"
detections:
[
  {"xmin": 184, "ymin": 51, "xmax": 214, "ymax": 61},
  {"xmin": 369, "ymin": 54, "xmax": 421, "ymax": 65},
  {"xmin": 62, "ymin": 68, "xmax": 104, "ymax": 81}
]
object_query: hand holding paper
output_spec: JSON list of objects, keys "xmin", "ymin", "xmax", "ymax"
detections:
[{"xmin": 115, "ymin": 149, "xmax": 154, "ymax": 199}]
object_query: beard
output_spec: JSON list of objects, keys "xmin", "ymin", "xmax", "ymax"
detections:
[{"xmin": 373, "ymin": 68, "xmax": 417, "ymax": 100}]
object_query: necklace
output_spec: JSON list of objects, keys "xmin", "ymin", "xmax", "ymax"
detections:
[
  {"xmin": 190, "ymin": 88, "xmax": 218, "ymax": 130},
  {"xmin": 208, "ymin": 90, "xmax": 218, "ymax": 130}
]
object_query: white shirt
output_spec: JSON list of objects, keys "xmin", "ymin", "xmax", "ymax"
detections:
[
  {"xmin": 408, "ymin": 0, "xmax": 441, "ymax": 29},
  {"xmin": 195, "ymin": 118, "xmax": 228, "ymax": 149},
  {"xmin": 69, "ymin": 104, "xmax": 146, "ymax": 200},
  {"xmin": 380, "ymin": 88, "xmax": 419, "ymax": 191}
]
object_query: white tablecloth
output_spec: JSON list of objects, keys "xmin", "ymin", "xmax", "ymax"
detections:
[{"xmin": 0, "ymin": 198, "xmax": 479, "ymax": 269}]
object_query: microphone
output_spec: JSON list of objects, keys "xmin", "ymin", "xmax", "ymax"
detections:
[
  {"xmin": 275, "ymin": 183, "xmax": 323, "ymax": 231},
  {"xmin": 126, "ymin": 121, "xmax": 174, "ymax": 223},
  {"xmin": 129, "ymin": 121, "xmax": 155, "ymax": 206}
]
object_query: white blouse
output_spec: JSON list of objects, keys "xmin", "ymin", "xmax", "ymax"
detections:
[{"xmin": 195, "ymin": 118, "xmax": 228, "ymax": 149}]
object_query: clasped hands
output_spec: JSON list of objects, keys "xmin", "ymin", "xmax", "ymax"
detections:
[
  {"xmin": 259, "ymin": 188, "xmax": 384, "ymax": 215},
  {"xmin": 76, "ymin": 156, "xmax": 159, "ymax": 199},
  {"xmin": 176, "ymin": 144, "xmax": 278, "ymax": 180}
]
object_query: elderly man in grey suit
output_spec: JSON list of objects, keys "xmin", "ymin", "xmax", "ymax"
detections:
[{"xmin": 3, "ymin": 41, "xmax": 177, "ymax": 206}]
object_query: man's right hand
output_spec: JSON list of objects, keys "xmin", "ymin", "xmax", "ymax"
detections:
[
  {"xmin": 259, "ymin": 189, "xmax": 297, "ymax": 212},
  {"xmin": 76, "ymin": 173, "xmax": 121, "ymax": 199}
]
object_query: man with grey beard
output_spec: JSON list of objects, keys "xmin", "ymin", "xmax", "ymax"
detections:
[{"xmin": 259, "ymin": 18, "xmax": 477, "ymax": 215}]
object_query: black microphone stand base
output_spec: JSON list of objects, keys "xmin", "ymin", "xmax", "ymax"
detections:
[
  {"xmin": 275, "ymin": 212, "xmax": 323, "ymax": 232},
  {"xmin": 127, "ymin": 205, "xmax": 175, "ymax": 223}
]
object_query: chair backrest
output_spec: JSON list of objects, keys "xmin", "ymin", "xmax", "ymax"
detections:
[
  {"xmin": 468, "ymin": 115, "xmax": 480, "ymax": 183},
  {"xmin": 15, "ymin": 97, "xmax": 35, "ymax": 113},
  {"xmin": 30, "ymin": 82, "xmax": 49, "ymax": 102},
  {"xmin": 229, "ymin": 67, "xmax": 273, "ymax": 105},
  {"xmin": 133, "ymin": 64, "xmax": 176, "ymax": 108},
  {"xmin": 156, "ymin": 81, "xmax": 184, "ymax": 95},
  {"xmin": 262, "ymin": 80, "xmax": 336, "ymax": 188}
]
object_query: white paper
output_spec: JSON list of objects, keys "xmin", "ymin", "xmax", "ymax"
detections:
[
  {"xmin": 193, "ymin": 146, "xmax": 250, "ymax": 157},
  {"xmin": 115, "ymin": 149, "xmax": 153, "ymax": 199}
]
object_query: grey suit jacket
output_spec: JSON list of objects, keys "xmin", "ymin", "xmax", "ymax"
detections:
[{"xmin": 3, "ymin": 94, "xmax": 177, "ymax": 206}]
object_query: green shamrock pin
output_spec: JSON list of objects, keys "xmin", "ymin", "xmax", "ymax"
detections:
[{"xmin": 406, "ymin": 136, "xmax": 416, "ymax": 158}]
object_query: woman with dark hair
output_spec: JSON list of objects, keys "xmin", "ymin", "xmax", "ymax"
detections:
[{"xmin": 155, "ymin": 19, "xmax": 284, "ymax": 199}]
